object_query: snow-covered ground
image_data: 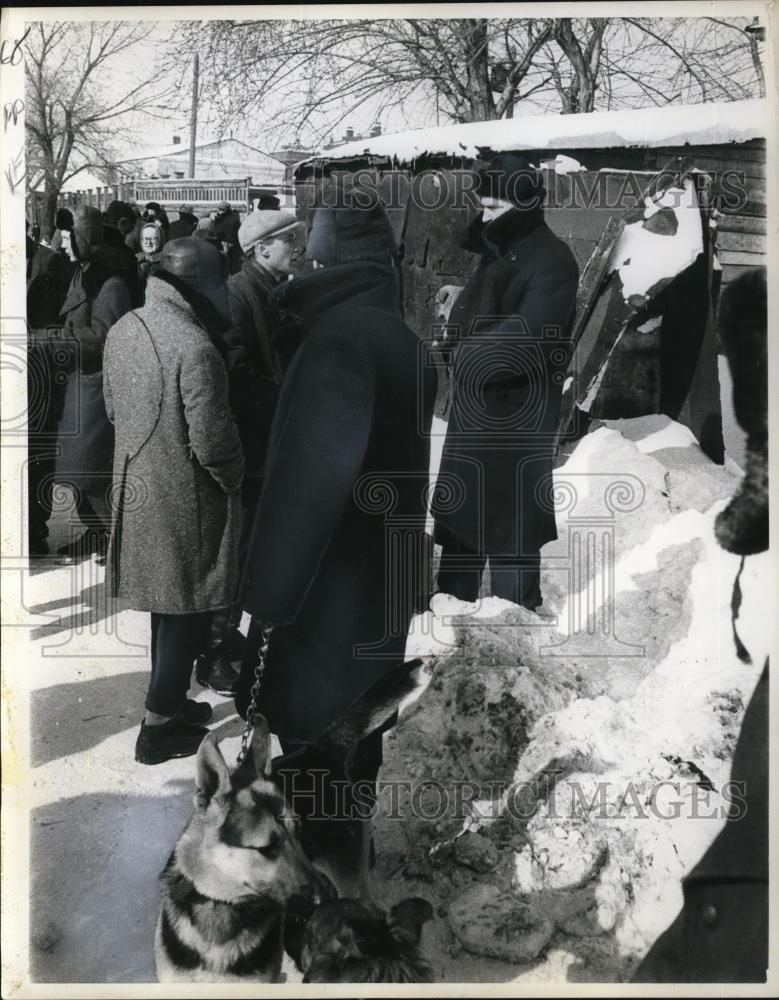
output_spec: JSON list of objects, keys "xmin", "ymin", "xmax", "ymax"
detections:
[{"xmin": 5, "ymin": 414, "xmax": 771, "ymax": 986}]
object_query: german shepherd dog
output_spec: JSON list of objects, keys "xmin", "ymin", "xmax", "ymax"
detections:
[
  {"xmin": 154, "ymin": 717, "xmax": 335, "ymax": 983},
  {"xmin": 156, "ymin": 657, "xmax": 429, "ymax": 983}
]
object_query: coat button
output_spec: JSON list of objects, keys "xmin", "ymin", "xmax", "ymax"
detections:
[{"xmin": 700, "ymin": 903, "xmax": 718, "ymax": 927}]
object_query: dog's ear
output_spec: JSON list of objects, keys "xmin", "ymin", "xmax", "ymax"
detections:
[
  {"xmin": 317, "ymin": 659, "xmax": 428, "ymax": 761},
  {"xmin": 249, "ymin": 714, "xmax": 274, "ymax": 778},
  {"xmin": 387, "ymin": 897, "xmax": 434, "ymax": 946},
  {"xmin": 194, "ymin": 733, "xmax": 232, "ymax": 809}
]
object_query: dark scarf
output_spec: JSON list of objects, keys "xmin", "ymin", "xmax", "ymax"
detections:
[
  {"xmin": 154, "ymin": 269, "xmax": 230, "ymax": 361},
  {"xmin": 461, "ymin": 205, "xmax": 545, "ymax": 258},
  {"xmin": 271, "ymin": 261, "xmax": 400, "ymax": 326}
]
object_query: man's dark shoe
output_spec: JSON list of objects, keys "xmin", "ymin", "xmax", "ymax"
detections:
[
  {"xmin": 195, "ymin": 646, "xmax": 240, "ymax": 696},
  {"xmin": 135, "ymin": 718, "xmax": 209, "ymax": 765},
  {"xmin": 57, "ymin": 532, "xmax": 97, "ymax": 561},
  {"xmin": 177, "ymin": 698, "xmax": 214, "ymax": 726},
  {"xmin": 29, "ymin": 540, "xmax": 76, "ymax": 567}
]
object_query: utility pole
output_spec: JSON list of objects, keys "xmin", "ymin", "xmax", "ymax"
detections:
[{"xmin": 188, "ymin": 52, "xmax": 199, "ymax": 178}]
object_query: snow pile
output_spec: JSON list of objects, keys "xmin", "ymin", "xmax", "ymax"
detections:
[{"xmin": 378, "ymin": 416, "xmax": 767, "ymax": 982}]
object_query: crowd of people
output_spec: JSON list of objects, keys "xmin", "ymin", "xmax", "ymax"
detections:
[
  {"xmin": 23, "ymin": 155, "xmax": 768, "ymax": 973},
  {"xmin": 25, "ymin": 156, "xmax": 581, "ymax": 895}
]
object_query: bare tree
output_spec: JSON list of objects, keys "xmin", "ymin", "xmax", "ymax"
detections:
[
  {"xmin": 25, "ymin": 21, "xmax": 172, "ymax": 237},
  {"xmin": 169, "ymin": 18, "xmax": 556, "ymax": 144},
  {"xmin": 169, "ymin": 16, "xmax": 763, "ymax": 148},
  {"xmin": 550, "ymin": 18, "xmax": 608, "ymax": 113}
]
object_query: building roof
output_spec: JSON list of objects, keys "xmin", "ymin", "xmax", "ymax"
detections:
[
  {"xmin": 59, "ymin": 170, "xmax": 111, "ymax": 193},
  {"xmin": 306, "ymin": 99, "xmax": 768, "ymax": 166}
]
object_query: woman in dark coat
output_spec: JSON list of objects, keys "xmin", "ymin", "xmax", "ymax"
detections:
[
  {"xmin": 104, "ymin": 238, "xmax": 244, "ymax": 764},
  {"xmin": 432, "ymin": 155, "xmax": 579, "ymax": 610},
  {"xmin": 55, "ymin": 205, "xmax": 134, "ymax": 553},
  {"xmin": 237, "ymin": 199, "xmax": 435, "ymax": 893}
]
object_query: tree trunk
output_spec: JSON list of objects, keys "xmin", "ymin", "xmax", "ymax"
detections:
[
  {"xmin": 460, "ymin": 19, "xmax": 497, "ymax": 121},
  {"xmin": 41, "ymin": 183, "xmax": 59, "ymax": 242}
]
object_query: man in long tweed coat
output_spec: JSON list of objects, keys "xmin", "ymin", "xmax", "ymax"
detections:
[{"xmin": 103, "ymin": 238, "xmax": 244, "ymax": 764}]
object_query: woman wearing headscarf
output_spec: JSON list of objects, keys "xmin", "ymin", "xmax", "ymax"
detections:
[{"xmin": 136, "ymin": 220, "xmax": 166, "ymax": 304}]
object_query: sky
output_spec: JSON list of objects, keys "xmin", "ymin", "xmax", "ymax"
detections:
[{"xmin": 41, "ymin": 14, "xmax": 764, "ymax": 167}]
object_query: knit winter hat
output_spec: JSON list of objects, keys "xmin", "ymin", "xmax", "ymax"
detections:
[
  {"xmin": 475, "ymin": 153, "xmax": 544, "ymax": 207},
  {"xmin": 55, "ymin": 207, "xmax": 74, "ymax": 231},
  {"xmin": 71, "ymin": 205, "xmax": 104, "ymax": 257},
  {"xmin": 306, "ymin": 201, "xmax": 396, "ymax": 266}
]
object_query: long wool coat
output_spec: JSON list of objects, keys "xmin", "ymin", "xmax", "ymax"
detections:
[
  {"xmin": 103, "ymin": 275, "xmax": 244, "ymax": 614},
  {"xmin": 239, "ymin": 262, "xmax": 436, "ymax": 742},
  {"xmin": 432, "ymin": 207, "xmax": 579, "ymax": 557},
  {"xmin": 225, "ymin": 259, "xmax": 284, "ymax": 499}
]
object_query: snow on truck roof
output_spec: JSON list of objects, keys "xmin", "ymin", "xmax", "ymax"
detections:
[{"xmin": 308, "ymin": 99, "xmax": 767, "ymax": 166}]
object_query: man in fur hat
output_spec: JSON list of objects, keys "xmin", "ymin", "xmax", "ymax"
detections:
[{"xmin": 431, "ymin": 153, "xmax": 579, "ymax": 611}]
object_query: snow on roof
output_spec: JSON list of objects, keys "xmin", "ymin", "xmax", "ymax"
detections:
[
  {"xmin": 311, "ymin": 99, "xmax": 767, "ymax": 165},
  {"xmin": 119, "ymin": 137, "xmax": 278, "ymax": 163},
  {"xmin": 59, "ymin": 170, "xmax": 111, "ymax": 192}
]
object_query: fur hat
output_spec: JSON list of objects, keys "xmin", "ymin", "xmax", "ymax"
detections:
[
  {"xmin": 306, "ymin": 201, "xmax": 396, "ymax": 266},
  {"xmin": 474, "ymin": 153, "xmax": 545, "ymax": 207},
  {"xmin": 714, "ymin": 267, "xmax": 768, "ymax": 556},
  {"xmin": 105, "ymin": 200, "xmax": 136, "ymax": 227}
]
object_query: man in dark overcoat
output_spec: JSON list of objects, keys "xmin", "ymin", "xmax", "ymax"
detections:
[
  {"xmin": 167, "ymin": 203, "xmax": 199, "ymax": 241},
  {"xmin": 104, "ymin": 238, "xmax": 244, "ymax": 764},
  {"xmin": 236, "ymin": 197, "xmax": 435, "ymax": 894},
  {"xmin": 196, "ymin": 208, "xmax": 306, "ymax": 695},
  {"xmin": 212, "ymin": 200, "xmax": 243, "ymax": 274},
  {"xmin": 431, "ymin": 155, "xmax": 579, "ymax": 610}
]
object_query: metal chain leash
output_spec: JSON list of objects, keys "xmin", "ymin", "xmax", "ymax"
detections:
[{"xmin": 236, "ymin": 621, "xmax": 274, "ymax": 768}]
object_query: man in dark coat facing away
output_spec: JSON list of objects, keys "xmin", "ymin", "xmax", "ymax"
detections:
[
  {"xmin": 236, "ymin": 195, "xmax": 435, "ymax": 895},
  {"xmin": 195, "ymin": 208, "xmax": 305, "ymax": 695},
  {"xmin": 431, "ymin": 154, "xmax": 579, "ymax": 610}
]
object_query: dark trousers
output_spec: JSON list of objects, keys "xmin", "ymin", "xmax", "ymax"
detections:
[
  {"xmin": 146, "ymin": 611, "xmax": 213, "ymax": 716},
  {"xmin": 437, "ymin": 527, "xmax": 542, "ymax": 610},
  {"xmin": 211, "ymin": 485, "xmax": 263, "ymax": 644},
  {"xmin": 75, "ymin": 488, "xmax": 111, "ymax": 535}
]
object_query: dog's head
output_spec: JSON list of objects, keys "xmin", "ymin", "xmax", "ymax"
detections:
[
  {"xmin": 173, "ymin": 719, "xmax": 335, "ymax": 914},
  {"xmin": 296, "ymin": 897, "xmax": 435, "ymax": 983}
]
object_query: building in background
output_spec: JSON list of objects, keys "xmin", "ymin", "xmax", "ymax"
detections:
[{"xmin": 115, "ymin": 135, "xmax": 286, "ymax": 188}]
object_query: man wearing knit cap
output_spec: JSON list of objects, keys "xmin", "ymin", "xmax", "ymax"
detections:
[
  {"xmin": 431, "ymin": 152, "xmax": 579, "ymax": 611},
  {"xmin": 236, "ymin": 194, "xmax": 435, "ymax": 897},
  {"xmin": 195, "ymin": 208, "xmax": 305, "ymax": 695}
]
